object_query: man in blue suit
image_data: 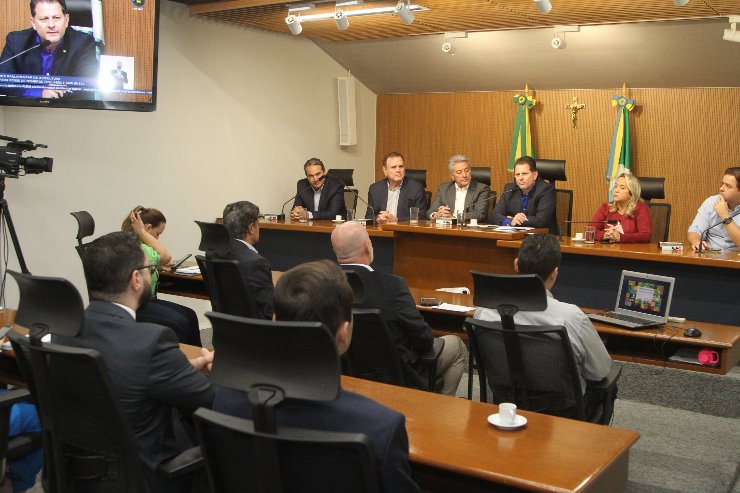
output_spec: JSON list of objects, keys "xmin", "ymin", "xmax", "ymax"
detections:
[
  {"xmin": 366, "ymin": 151, "xmax": 427, "ymax": 223},
  {"xmin": 0, "ymin": 0, "xmax": 99, "ymax": 99},
  {"xmin": 213, "ymin": 260, "xmax": 419, "ymax": 492},
  {"xmin": 290, "ymin": 158, "xmax": 345, "ymax": 220}
]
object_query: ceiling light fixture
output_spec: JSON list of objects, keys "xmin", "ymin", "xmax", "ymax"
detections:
[
  {"xmin": 395, "ymin": 0, "xmax": 415, "ymax": 25},
  {"xmin": 284, "ymin": 3, "xmax": 427, "ymax": 34},
  {"xmin": 551, "ymin": 25, "xmax": 578, "ymax": 49},
  {"xmin": 287, "ymin": 3, "xmax": 315, "ymax": 13},
  {"xmin": 724, "ymin": 16, "xmax": 740, "ymax": 43},
  {"xmin": 534, "ymin": 0, "xmax": 552, "ymax": 14},
  {"xmin": 334, "ymin": 8, "xmax": 349, "ymax": 30},
  {"xmin": 441, "ymin": 32, "xmax": 467, "ymax": 55},
  {"xmin": 285, "ymin": 14, "xmax": 302, "ymax": 35}
]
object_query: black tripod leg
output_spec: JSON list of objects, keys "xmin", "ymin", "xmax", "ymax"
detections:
[{"xmin": 1, "ymin": 199, "xmax": 30, "ymax": 274}]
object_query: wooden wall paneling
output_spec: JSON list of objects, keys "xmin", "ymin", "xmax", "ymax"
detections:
[{"xmin": 376, "ymin": 88, "xmax": 740, "ymax": 242}]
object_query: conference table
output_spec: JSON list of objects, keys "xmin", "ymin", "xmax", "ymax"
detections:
[{"xmin": 176, "ymin": 344, "xmax": 639, "ymax": 493}]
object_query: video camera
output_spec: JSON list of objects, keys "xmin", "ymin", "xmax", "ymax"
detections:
[{"xmin": 0, "ymin": 135, "xmax": 53, "ymax": 178}]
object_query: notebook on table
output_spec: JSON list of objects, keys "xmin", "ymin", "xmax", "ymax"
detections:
[{"xmin": 586, "ymin": 270, "xmax": 675, "ymax": 329}]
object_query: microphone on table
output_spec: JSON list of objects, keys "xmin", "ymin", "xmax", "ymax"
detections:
[
  {"xmin": 333, "ymin": 177, "xmax": 375, "ymax": 225},
  {"xmin": 698, "ymin": 208, "xmax": 740, "ymax": 253},
  {"xmin": 0, "ymin": 40, "xmax": 52, "ymax": 66},
  {"xmin": 280, "ymin": 175, "xmax": 325, "ymax": 221},
  {"xmin": 463, "ymin": 190, "xmax": 498, "ymax": 219}
]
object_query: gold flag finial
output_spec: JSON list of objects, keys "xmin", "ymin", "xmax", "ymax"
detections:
[
  {"xmin": 622, "ymin": 82, "xmax": 628, "ymax": 96},
  {"xmin": 525, "ymin": 83, "xmax": 529, "ymax": 95}
]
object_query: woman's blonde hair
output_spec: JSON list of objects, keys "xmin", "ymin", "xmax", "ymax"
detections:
[
  {"xmin": 121, "ymin": 206, "xmax": 166, "ymax": 231},
  {"xmin": 608, "ymin": 171, "xmax": 642, "ymax": 217}
]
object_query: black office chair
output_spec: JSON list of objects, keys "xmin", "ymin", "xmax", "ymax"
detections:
[
  {"xmin": 70, "ymin": 210, "xmax": 94, "ymax": 257},
  {"xmin": 637, "ymin": 177, "xmax": 671, "ymax": 242},
  {"xmin": 327, "ymin": 168, "xmax": 359, "ymax": 213},
  {"xmin": 7, "ymin": 271, "xmax": 202, "ymax": 493},
  {"xmin": 534, "ymin": 159, "xmax": 572, "ymax": 236},
  {"xmin": 405, "ymin": 169, "xmax": 431, "ymax": 211},
  {"xmin": 194, "ymin": 312, "xmax": 380, "ymax": 493},
  {"xmin": 464, "ymin": 271, "xmax": 621, "ymax": 424},
  {"xmin": 471, "ymin": 166, "xmax": 491, "ymax": 186}
]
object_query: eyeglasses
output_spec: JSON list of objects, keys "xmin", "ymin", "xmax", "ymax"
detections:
[{"xmin": 135, "ymin": 264, "xmax": 157, "ymax": 275}]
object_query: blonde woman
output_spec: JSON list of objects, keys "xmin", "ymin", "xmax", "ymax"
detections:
[{"xmin": 590, "ymin": 172, "xmax": 652, "ymax": 243}]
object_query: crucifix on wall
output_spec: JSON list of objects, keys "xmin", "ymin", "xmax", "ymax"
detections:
[{"xmin": 565, "ymin": 97, "xmax": 586, "ymax": 128}]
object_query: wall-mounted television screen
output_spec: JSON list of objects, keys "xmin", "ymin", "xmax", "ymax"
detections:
[{"xmin": 0, "ymin": 0, "xmax": 159, "ymax": 112}]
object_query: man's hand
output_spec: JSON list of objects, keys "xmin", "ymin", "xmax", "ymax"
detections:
[
  {"xmin": 189, "ymin": 348, "xmax": 214, "ymax": 373},
  {"xmin": 41, "ymin": 89, "xmax": 65, "ymax": 99},
  {"xmin": 376, "ymin": 211, "xmax": 398, "ymax": 224},
  {"xmin": 713, "ymin": 196, "xmax": 731, "ymax": 221},
  {"xmin": 290, "ymin": 206, "xmax": 305, "ymax": 220},
  {"xmin": 433, "ymin": 205, "xmax": 452, "ymax": 219},
  {"xmin": 510, "ymin": 212, "xmax": 527, "ymax": 226},
  {"xmin": 691, "ymin": 239, "xmax": 710, "ymax": 252}
]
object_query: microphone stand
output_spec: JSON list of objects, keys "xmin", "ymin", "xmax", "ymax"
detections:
[
  {"xmin": 334, "ymin": 177, "xmax": 375, "ymax": 226},
  {"xmin": 698, "ymin": 208, "xmax": 740, "ymax": 253},
  {"xmin": 0, "ymin": 41, "xmax": 50, "ymax": 67}
]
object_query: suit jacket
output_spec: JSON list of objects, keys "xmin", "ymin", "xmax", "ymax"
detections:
[
  {"xmin": 342, "ymin": 265, "xmax": 433, "ymax": 389},
  {"xmin": 427, "ymin": 180, "xmax": 491, "ymax": 221},
  {"xmin": 292, "ymin": 176, "xmax": 345, "ymax": 220},
  {"xmin": 213, "ymin": 387, "xmax": 419, "ymax": 493},
  {"xmin": 0, "ymin": 28, "xmax": 99, "ymax": 98},
  {"xmin": 216, "ymin": 238, "xmax": 274, "ymax": 319},
  {"xmin": 366, "ymin": 177, "xmax": 427, "ymax": 221},
  {"xmin": 53, "ymin": 301, "xmax": 214, "ymax": 492},
  {"xmin": 491, "ymin": 178, "xmax": 558, "ymax": 233}
]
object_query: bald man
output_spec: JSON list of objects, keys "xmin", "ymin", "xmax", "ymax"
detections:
[{"xmin": 331, "ymin": 221, "xmax": 467, "ymax": 396}]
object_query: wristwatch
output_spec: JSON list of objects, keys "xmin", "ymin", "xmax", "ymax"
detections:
[{"xmin": 722, "ymin": 216, "xmax": 733, "ymax": 225}]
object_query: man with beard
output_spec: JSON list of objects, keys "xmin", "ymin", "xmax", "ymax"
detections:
[{"xmin": 54, "ymin": 231, "xmax": 214, "ymax": 493}]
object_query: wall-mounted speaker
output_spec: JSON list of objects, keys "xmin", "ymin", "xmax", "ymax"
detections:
[{"xmin": 337, "ymin": 76, "xmax": 357, "ymax": 146}]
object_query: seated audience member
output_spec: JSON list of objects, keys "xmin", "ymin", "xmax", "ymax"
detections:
[
  {"xmin": 366, "ymin": 151, "xmax": 427, "ymax": 223},
  {"xmin": 428, "ymin": 155, "xmax": 491, "ymax": 222},
  {"xmin": 687, "ymin": 166, "xmax": 740, "ymax": 251},
  {"xmin": 53, "ymin": 231, "xmax": 214, "ymax": 493},
  {"xmin": 490, "ymin": 156, "xmax": 557, "ymax": 232},
  {"xmin": 123, "ymin": 206, "xmax": 202, "ymax": 346},
  {"xmin": 474, "ymin": 234, "xmax": 613, "ymax": 418},
  {"xmin": 589, "ymin": 171, "xmax": 652, "ymax": 243},
  {"xmin": 0, "ymin": 389, "xmax": 42, "ymax": 493},
  {"xmin": 217, "ymin": 201, "xmax": 274, "ymax": 319},
  {"xmin": 331, "ymin": 221, "xmax": 467, "ymax": 396},
  {"xmin": 290, "ymin": 158, "xmax": 345, "ymax": 220},
  {"xmin": 213, "ymin": 260, "xmax": 419, "ymax": 493}
]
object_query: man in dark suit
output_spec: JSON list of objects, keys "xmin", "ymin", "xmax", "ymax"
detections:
[
  {"xmin": 290, "ymin": 158, "xmax": 345, "ymax": 220},
  {"xmin": 0, "ymin": 0, "xmax": 99, "ymax": 99},
  {"xmin": 213, "ymin": 260, "xmax": 419, "ymax": 492},
  {"xmin": 54, "ymin": 231, "xmax": 214, "ymax": 493},
  {"xmin": 331, "ymin": 221, "xmax": 467, "ymax": 396},
  {"xmin": 428, "ymin": 154, "xmax": 491, "ymax": 222},
  {"xmin": 110, "ymin": 60, "xmax": 128, "ymax": 89},
  {"xmin": 366, "ymin": 151, "xmax": 427, "ymax": 223},
  {"xmin": 491, "ymin": 155, "xmax": 557, "ymax": 233},
  {"xmin": 220, "ymin": 200, "xmax": 274, "ymax": 319}
]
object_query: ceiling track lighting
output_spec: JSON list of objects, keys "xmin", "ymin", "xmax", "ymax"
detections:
[
  {"xmin": 551, "ymin": 25, "xmax": 578, "ymax": 49},
  {"xmin": 283, "ymin": 2, "xmax": 427, "ymax": 34},
  {"xmin": 334, "ymin": 8, "xmax": 349, "ymax": 30},
  {"xmin": 534, "ymin": 0, "xmax": 552, "ymax": 14},
  {"xmin": 285, "ymin": 14, "xmax": 302, "ymax": 35},
  {"xmin": 441, "ymin": 31, "xmax": 466, "ymax": 55},
  {"xmin": 724, "ymin": 15, "xmax": 740, "ymax": 43},
  {"xmin": 395, "ymin": 0, "xmax": 415, "ymax": 25}
]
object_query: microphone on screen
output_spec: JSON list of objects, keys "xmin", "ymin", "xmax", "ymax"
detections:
[{"xmin": 0, "ymin": 40, "xmax": 52, "ymax": 66}]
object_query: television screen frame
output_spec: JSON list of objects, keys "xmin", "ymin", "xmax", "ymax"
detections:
[{"xmin": 0, "ymin": 0, "xmax": 160, "ymax": 112}]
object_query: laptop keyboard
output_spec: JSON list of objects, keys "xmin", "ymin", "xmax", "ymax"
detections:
[{"xmin": 600, "ymin": 312, "xmax": 650, "ymax": 324}]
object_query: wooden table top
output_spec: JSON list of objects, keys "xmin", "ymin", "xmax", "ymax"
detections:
[
  {"xmin": 259, "ymin": 219, "xmax": 394, "ymax": 238},
  {"xmin": 342, "ymin": 375, "xmax": 638, "ymax": 492},
  {"xmin": 382, "ymin": 221, "xmax": 548, "ymax": 240},
  {"xmin": 499, "ymin": 238, "xmax": 740, "ymax": 269}
]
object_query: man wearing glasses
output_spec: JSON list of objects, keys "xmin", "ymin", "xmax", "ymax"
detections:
[{"xmin": 54, "ymin": 231, "xmax": 213, "ymax": 493}]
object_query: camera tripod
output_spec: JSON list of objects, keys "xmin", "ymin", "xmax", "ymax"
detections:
[{"xmin": 0, "ymin": 178, "xmax": 30, "ymax": 273}]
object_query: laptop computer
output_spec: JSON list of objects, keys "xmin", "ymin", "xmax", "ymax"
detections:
[{"xmin": 586, "ymin": 270, "xmax": 675, "ymax": 329}]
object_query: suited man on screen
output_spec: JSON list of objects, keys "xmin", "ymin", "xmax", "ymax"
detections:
[
  {"xmin": 0, "ymin": 0, "xmax": 99, "ymax": 99},
  {"xmin": 290, "ymin": 158, "xmax": 345, "ymax": 220},
  {"xmin": 428, "ymin": 155, "xmax": 491, "ymax": 222},
  {"xmin": 53, "ymin": 231, "xmax": 214, "ymax": 493},
  {"xmin": 110, "ymin": 60, "xmax": 128, "ymax": 90},
  {"xmin": 366, "ymin": 151, "xmax": 427, "ymax": 223}
]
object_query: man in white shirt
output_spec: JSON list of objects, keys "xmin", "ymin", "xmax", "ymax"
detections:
[
  {"xmin": 428, "ymin": 154, "xmax": 491, "ymax": 221},
  {"xmin": 687, "ymin": 167, "xmax": 740, "ymax": 251}
]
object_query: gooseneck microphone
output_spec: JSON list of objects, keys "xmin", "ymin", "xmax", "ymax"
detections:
[
  {"xmin": 333, "ymin": 177, "xmax": 375, "ymax": 225},
  {"xmin": 698, "ymin": 207, "xmax": 740, "ymax": 253},
  {"xmin": 0, "ymin": 40, "xmax": 52, "ymax": 67},
  {"xmin": 280, "ymin": 175, "xmax": 325, "ymax": 221},
  {"xmin": 464, "ymin": 190, "xmax": 498, "ymax": 217}
]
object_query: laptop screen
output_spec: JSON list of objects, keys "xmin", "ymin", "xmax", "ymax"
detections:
[{"xmin": 616, "ymin": 271, "xmax": 674, "ymax": 320}]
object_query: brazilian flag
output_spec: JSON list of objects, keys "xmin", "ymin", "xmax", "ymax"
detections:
[
  {"xmin": 605, "ymin": 94, "xmax": 635, "ymax": 200},
  {"xmin": 508, "ymin": 93, "xmax": 536, "ymax": 172}
]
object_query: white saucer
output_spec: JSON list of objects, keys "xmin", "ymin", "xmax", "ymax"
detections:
[
  {"xmin": 488, "ymin": 413, "xmax": 527, "ymax": 430},
  {"xmin": 571, "ymin": 237, "xmax": 585, "ymax": 242},
  {"xmin": 332, "ymin": 219, "xmax": 345, "ymax": 223}
]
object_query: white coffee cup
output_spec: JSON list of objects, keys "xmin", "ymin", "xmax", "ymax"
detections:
[
  {"xmin": 574, "ymin": 232, "xmax": 584, "ymax": 241},
  {"xmin": 499, "ymin": 402, "xmax": 517, "ymax": 426},
  {"xmin": 469, "ymin": 218, "xmax": 478, "ymax": 227},
  {"xmin": 335, "ymin": 215, "xmax": 342, "ymax": 221}
]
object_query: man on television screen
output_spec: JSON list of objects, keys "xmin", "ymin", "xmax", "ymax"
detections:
[{"xmin": 0, "ymin": 0, "xmax": 99, "ymax": 99}]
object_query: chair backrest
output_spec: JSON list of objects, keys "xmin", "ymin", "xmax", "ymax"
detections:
[
  {"xmin": 648, "ymin": 202, "xmax": 672, "ymax": 243},
  {"xmin": 195, "ymin": 221, "xmax": 231, "ymax": 256},
  {"xmin": 535, "ymin": 159, "xmax": 567, "ymax": 183},
  {"xmin": 70, "ymin": 211, "xmax": 95, "ymax": 253},
  {"xmin": 342, "ymin": 309, "xmax": 407, "ymax": 387},
  {"xmin": 405, "ymin": 169, "xmax": 427, "ymax": 189},
  {"xmin": 8, "ymin": 272, "xmax": 141, "ymax": 492},
  {"xmin": 471, "ymin": 167, "xmax": 491, "ymax": 186},
  {"xmin": 638, "ymin": 176, "xmax": 665, "ymax": 202},
  {"xmin": 343, "ymin": 189, "xmax": 359, "ymax": 212},
  {"xmin": 327, "ymin": 168, "xmax": 354, "ymax": 187},
  {"xmin": 195, "ymin": 255, "xmax": 256, "ymax": 319},
  {"xmin": 194, "ymin": 407, "xmax": 379, "ymax": 493},
  {"xmin": 555, "ymin": 189, "xmax": 574, "ymax": 237}
]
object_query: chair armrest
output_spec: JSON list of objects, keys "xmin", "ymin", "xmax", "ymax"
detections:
[
  {"xmin": 157, "ymin": 445, "xmax": 204, "ymax": 478},
  {"xmin": 590, "ymin": 362, "xmax": 622, "ymax": 391},
  {"xmin": 0, "ymin": 389, "xmax": 32, "ymax": 409}
]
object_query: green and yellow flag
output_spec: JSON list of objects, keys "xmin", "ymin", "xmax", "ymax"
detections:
[
  {"xmin": 508, "ymin": 90, "xmax": 536, "ymax": 172},
  {"xmin": 605, "ymin": 89, "xmax": 635, "ymax": 200}
]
